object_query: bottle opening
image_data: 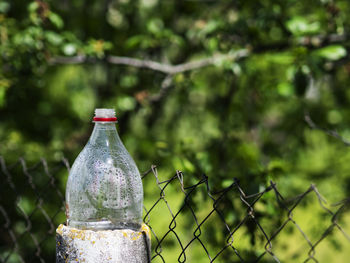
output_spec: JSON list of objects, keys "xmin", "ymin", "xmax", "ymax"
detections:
[{"xmin": 93, "ymin": 108, "xmax": 117, "ymax": 122}]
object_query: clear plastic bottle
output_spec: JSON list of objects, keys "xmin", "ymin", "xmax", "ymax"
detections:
[{"xmin": 66, "ymin": 109, "xmax": 143, "ymax": 231}]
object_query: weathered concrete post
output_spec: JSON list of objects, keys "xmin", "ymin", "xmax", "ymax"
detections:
[
  {"xmin": 56, "ymin": 223, "xmax": 151, "ymax": 263},
  {"xmin": 56, "ymin": 109, "xmax": 150, "ymax": 262}
]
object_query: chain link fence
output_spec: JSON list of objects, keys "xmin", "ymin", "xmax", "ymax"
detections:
[{"xmin": 0, "ymin": 157, "xmax": 350, "ymax": 263}]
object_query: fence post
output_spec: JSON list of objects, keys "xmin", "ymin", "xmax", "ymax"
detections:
[{"xmin": 56, "ymin": 223, "xmax": 151, "ymax": 262}]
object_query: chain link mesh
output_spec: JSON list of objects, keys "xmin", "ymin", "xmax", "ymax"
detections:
[{"xmin": 0, "ymin": 157, "xmax": 349, "ymax": 262}]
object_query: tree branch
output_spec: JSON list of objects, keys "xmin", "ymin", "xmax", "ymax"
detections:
[
  {"xmin": 49, "ymin": 55, "xmax": 88, "ymax": 64},
  {"xmin": 304, "ymin": 113, "xmax": 350, "ymax": 146},
  {"xmin": 148, "ymin": 75, "xmax": 173, "ymax": 103},
  {"xmin": 49, "ymin": 49, "xmax": 250, "ymax": 74},
  {"xmin": 49, "ymin": 32, "xmax": 350, "ymax": 72}
]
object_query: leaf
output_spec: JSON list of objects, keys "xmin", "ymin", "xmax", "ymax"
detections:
[
  {"xmin": 315, "ymin": 45, "xmax": 347, "ymax": 61},
  {"xmin": 182, "ymin": 158, "xmax": 195, "ymax": 172},
  {"xmin": 199, "ymin": 20, "xmax": 223, "ymax": 37},
  {"xmin": 286, "ymin": 16, "xmax": 320, "ymax": 35},
  {"xmin": 277, "ymin": 82, "xmax": 294, "ymax": 97},
  {"xmin": 125, "ymin": 35, "xmax": 145, "ymax": 49},
  {"xmin": 27, "ymin": 1, "xmax": 38, "ymax": 13},
  {"xmin": 266, "ymin": 53, "xmax": 294, "ymax": 65},
  {"xmin": 18, "ymin": 197, "xmax": 35, "ymax": 215},
  {"xmin": 327, "ymin": 110, "xmax": 342, "ymax": 124},
  {"xmin": 117, "ymin": 96, "xmax": 136, "ymax": 111},
  {"xmin": 45, "ymin": 31, "xmax": 63, "ymax": 46},
  {"xmin": 147, "ymin": 18, "xmax": 164, "ymax": 34},
  {"xmin": 120, "ymin": 75, "xmax": 138, "ymax": 88},
  {"xmin": 0, "ymin": 85, "xmax": 7, "ymax": 107},
  {"xmin": 0, "ymin": 1, "xmax": 10, "ymax": 13},
  {"xmin": 62, "ymin": 43, "xmax": 77, "ymax": 56},
  {"xmin": 48, "ymin": 12, "xmax": 64, "ymax": 29},
  {"xmin": 221, "ymin": 179, "xmax": 233, "ymax": 188}
]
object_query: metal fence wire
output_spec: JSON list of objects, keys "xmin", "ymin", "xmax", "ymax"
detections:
[{"xmin": 0, "ymin": 157, "xmax": 350, "ymax": 263}]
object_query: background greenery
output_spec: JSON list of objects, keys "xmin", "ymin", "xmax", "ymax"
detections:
[{"xmin": 1, "ymin": 0, "xmax": 350, "ymax": 262}]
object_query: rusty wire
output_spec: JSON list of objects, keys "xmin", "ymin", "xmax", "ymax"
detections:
[{"xmin": 0, "ymin": 157, "xmax": 350, "ymax": 262}]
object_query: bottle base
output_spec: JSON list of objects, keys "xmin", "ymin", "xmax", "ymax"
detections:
[{"xmin": 67, "ymin": 219, "xmax": 141, "ymax": 231}]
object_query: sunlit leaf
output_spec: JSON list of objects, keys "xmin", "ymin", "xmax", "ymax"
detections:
[
  {"xmin": 45, "ymin": 31, "xmax": 63, "ymax": 46},
  {"xmin": 315, "ymin": 45, "xmax": 347, "ymax": 61},
  {"xmin": 277, "ymin": 82, "xmax": 294, "ymax": 97},
  {"xmin": 48, "ymin": 12, "xmax": 64, "ymax": 29},
  {"xmin": 286, "ymin": 16, "xmax": 321, "ymax": 35},
  {"xmin": 62, "ymin": 43, "xmax": 77, "ymax": 56},
  {"xmin": 0, "ymin": 1, "xmax": 10, "ymax": 13}
]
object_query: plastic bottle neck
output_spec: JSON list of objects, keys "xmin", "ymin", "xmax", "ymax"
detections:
[
  {"xmin": 93, "ymin": 122, "xmax": 117, "ymax": 129},
  {"xmin": 89, "ymin": 122, "xmax": 121, "ymax": 147}
]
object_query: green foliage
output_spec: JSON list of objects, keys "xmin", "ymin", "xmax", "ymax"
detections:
[
  {"xmin": 1, "ymin": 0, "xmax": 350, "ymax": 261},
  {"xmin": 315, "ymin": 45, "xmax": 347, "ymax": 61}
]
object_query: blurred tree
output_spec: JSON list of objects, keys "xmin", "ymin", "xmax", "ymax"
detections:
[{"xmin": 1, "ymin": 0, "xmax": 350, "ymax": 261}]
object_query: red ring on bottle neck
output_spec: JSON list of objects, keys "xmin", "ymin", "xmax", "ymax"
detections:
[{"xmin": 93, "ymin": 117, "xmax": 117, "ymax": 122}]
